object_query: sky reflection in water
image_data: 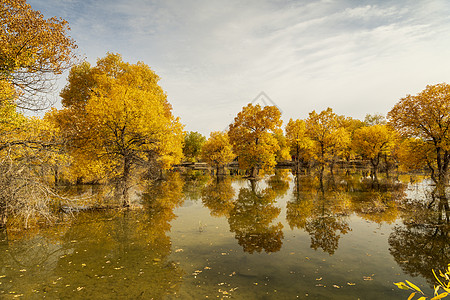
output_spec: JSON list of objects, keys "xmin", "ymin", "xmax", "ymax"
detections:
[{"xmin": 0, "ymin": 171, "xmax": 448, "ymax": 299}]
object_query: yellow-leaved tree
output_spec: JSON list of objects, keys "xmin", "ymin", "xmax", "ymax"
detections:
[
  {"xmin": 285, "ymin": 118, "xmax": 314, "ymax": 174},
  {"xmin": 56, "ymin": 53, "xmax": 184, "ymax": 206},
  {"xmin": 0, "ymin": 0, "xmax": 77, "ymax": 110},
  {"xmin": 228, "ymin": 104, "xmax": 282, "ymax": 178},
  {"xmin": 0, "ymin": 0, "xmax": 77, "ymax": 227},
  {"xmin": 352, "ymin": 124, "xmax": 397, "ymax": 180},
  {"xmin": 305, "ymin": 108, "xmax": 350, "ymax": 181},
  {"xmin": 388, "ymin": 83, "xmax": 450, "ymax": 184},
  {"xmin": 201, "ymin": 131, "xmax": 235, "ymax": 175}
]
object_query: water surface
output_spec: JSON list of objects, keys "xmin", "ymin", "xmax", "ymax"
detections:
[{"xmin": 0, "ymin": 172, "xmax": 448, "ymax": 299}]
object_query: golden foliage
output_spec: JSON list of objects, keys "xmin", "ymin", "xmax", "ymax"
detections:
[
  {"xmin": 305, "ymin": 107, "xmax": 350, "ymax": 167},
  {"xmin": 388, "ymin": 83, "xmax": 450, "ymax": 146},
  {"xmin": 1, "ymin": 0, "xmax": 77, "ymax": 109},
  {"xmin": 388, "ymin": 83, "xmax": 450, "ymax": 182},
  {"xmin": 228, "ymin": 104, "xmax": 282, "ymax": 175},
  {"xmin": 55, "ymin": 53, "xmax": 184, "ymax": 186},
  {"xmin": 353, "ymin": 124, "xmax": 396, "ymax": 161},
  {"xmin": 201, "ymin": 131, "xmax": 235, "ymax": 169},
  {"xmin": 285, "ymin": 118, "xmax": 314, "ymax": 162}
]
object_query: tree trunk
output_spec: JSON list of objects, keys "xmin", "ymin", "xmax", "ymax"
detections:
[
  {"xmin": 122, "ymin": 156, "xmax": 132, "ymax": 207},
  {"xmin": 383, "ymin": 153, "xmax": 390, "ymax": 179},
  {"xmin": 250, "ymin": 166, "xmax": 258, "ymax": 178},
  {"xmin": 370, "ymin": 155, "xmax": 380, "ymax": 182}
]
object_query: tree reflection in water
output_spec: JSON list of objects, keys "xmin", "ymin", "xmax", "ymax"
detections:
[
  {"xmin": 201, "ymin": 177, "xmax": 235, "ymax": 217},
  {"xmin": 286, "ymin": 174, "xmax": 411, "ymax": 255},
  {"xmin": 181, "ymin": 170, "xmax": 210, "ymax": 201},
  {"xmin": 0, "ymin": 173, "xmax": 186, "ymax": 299},
  {"xmin": 389, "ymin": 183, "xmax": 450, "ymax": 286},
  {"xmin": 227, "ymin": 179, "xmax": 284, "ymax": 254},
  {"xmin": 266, "ymin": 169, "xmax": 291, "ymax": 199},
  {"xmin": 286, "ymin": 175, "xmax": 351, "ymax": 255}
]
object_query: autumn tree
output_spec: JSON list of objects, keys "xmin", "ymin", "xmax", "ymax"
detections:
[
  {"xmin": 285, "ymin": 118, "xmax": 313, "ymax": 173},
  {"xmin": 1, "ymin": 0, "xmax": 77, "ymax": 110},
  {"xmin": 228, "ymin": 104, "xmax": 282, "ymax": 178},
  {"xmin": 273, "ymin": 130, "xmax": 291, "ymax": 162},
  {"xmin": 305, "ymin": 108, "xmax": 350, "ymax": 181},
  {"xmin": 0, "ymin": 0, "xmax": 77, "ymax": 227},
  {"xmin": 200, "ymin": 131, "xmax": 234, "ymax": 175},
  {"xmin": 182, "ymin": 131, "xmax": 206, "ymax": 162},
  {"xmin": 337, "ymin": 116, "xmax": 365, "ymax": 162},
  {"xmin": 388, "ymin": 83, "xmax": 450, "ymax": 183},
  {"xmin": 395, "ymin": 138, "xmax": 433, "ymax": 174},
  {"xmin": 353, "ymin": 124, "xmax": 396, "ymax": 180},
  {"xmin": 56, "ymin": 53, "xmax": 184, "ymax": 206}
]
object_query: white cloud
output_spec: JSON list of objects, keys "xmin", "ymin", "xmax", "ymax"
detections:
[{"xmin": 28, "ymin": 0, "xmax": 450, "ymax": 135}]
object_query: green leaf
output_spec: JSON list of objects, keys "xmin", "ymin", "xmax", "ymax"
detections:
[
  {"xmin": 395, "ymin": 282, "xmax": 411, "ymax": 290},
  {"xmin": 406, "ymin": 280, "xmax": 424, "ymax": 294},
  {"xmin": 430, "ymin": 292, "xmax": 448, "ymax": 300}
]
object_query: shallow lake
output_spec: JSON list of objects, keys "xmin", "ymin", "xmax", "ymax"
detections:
[{"xmin": 0, "ymin": 171, "xmax": 448, "ymax": 299}]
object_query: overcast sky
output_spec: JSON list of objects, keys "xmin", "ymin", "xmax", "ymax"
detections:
[{"xmin": 28, "ymin": 0, "xmax": 450, "ymax": 136}]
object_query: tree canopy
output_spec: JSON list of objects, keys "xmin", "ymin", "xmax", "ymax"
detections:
[
  {"xmin": 56, "ymin": 53, "xmax": 184, "ymax": 205},
  {"xmin": 1, "ymin": 0, "xmax": 77, "ymax": 110},
  {"xmin": 305, "ymin": 108, "xmax": 350, "ymax": 179},
  {"xmin": 201, "ymin": 131, "xmax": 234, "ymax": 174},
  {"xmin": 228, "ymin": 104, "xmax": 282, "ymax": 177},
  {"xmin": 388, "ymin": 83, "xmax": 450, "ymax": 183},
  {"xmin": 183, "ymin": 131, "xmax": 206, "ymax": 162}
]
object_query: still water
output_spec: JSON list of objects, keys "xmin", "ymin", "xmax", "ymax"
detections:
[{"xmin": 0, "ymin": 171, "xmax": 448, "ymax": 299}]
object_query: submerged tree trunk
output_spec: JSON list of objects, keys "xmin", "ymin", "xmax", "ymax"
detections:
[
  {"xmin": 370, "ymin": 155, "xmax": 380, "ymax": 182},
  {"xmin": 121, "ymin": 156, "xmax": 132, "ymax": 207},
  {"xmin": 250, "ymin": 166, "xmax": 258, "ymax": 178},
  {"xmin": 383, "ymin": 153, "xmax": 390, "ymax": 179}
]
